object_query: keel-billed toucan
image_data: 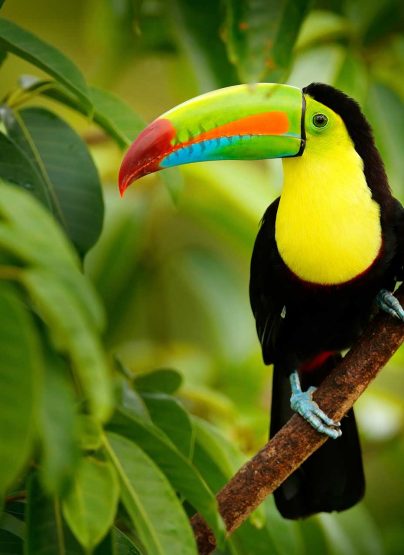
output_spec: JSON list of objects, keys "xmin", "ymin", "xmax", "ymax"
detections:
[{"xmin": 119, "ymin": 83, "xmax": 404, "ymax": 518}]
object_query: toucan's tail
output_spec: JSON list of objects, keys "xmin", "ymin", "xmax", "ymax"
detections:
[{"xmin": 270, "ymin": 354, "xmax": 365, "ymax": 519}]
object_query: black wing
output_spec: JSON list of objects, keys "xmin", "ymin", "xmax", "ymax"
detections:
[
  {"xmin": 392, "ymin": 197, "xmax": 404, "ymax": 281},
  {"xmin": 249, "ymin": 197, "xmax": 285, "ymax": 364}
]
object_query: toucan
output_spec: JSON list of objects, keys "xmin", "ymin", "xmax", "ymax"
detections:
[{"xmin": 118, "ymin": 82, "xmax": 404, "ymax": 519}]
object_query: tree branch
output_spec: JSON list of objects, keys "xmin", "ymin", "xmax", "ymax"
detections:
[{"xmin": 191, "ymin": 284, "xmax": 404, "ymax": 554}]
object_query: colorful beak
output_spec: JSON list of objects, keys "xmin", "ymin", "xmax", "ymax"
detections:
[{"xmin": 119, "ymin": 83, "xmax": 305, "ymax": 195}]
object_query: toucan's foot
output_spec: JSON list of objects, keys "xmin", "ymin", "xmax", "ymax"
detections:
[
  {"xmin": 376, "ymin": 289, "xmax": 404, "ymax": 321},
  {"xmin": 289, "ymin": 371, "xmax": 341, "ymax": 440}
]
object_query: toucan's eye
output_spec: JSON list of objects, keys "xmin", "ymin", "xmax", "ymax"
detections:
[{"xmin": 312, "ymin": 113, "xmax": 328, "ymax": 128}]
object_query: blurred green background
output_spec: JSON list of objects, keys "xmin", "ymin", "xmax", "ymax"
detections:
[{"xmin": 2, "ymin": 0, "xmax": 403, "ymax": 553}]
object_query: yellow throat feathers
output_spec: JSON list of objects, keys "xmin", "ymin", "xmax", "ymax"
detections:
[{"xmin": 275, "ymin": 100, "xmax": 382, "ymax": 285}]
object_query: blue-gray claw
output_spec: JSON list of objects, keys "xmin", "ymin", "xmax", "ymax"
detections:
[
  {"xmin": 376, "ymin": 289, "xmax": 404, "ymax": 321},
  {"xmin": 290, "ymin": 387, "xmax": 342, "ymax": 440}
]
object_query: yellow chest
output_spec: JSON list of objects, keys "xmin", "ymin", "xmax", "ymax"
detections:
[{"xmin": 275, "ymin": 150, "xmax": 382, "ymax": 285}]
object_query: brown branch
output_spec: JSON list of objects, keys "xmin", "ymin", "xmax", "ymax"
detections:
[{"xmin": 191, "ymin": 284, "xmax": 404, "ymax": 554}]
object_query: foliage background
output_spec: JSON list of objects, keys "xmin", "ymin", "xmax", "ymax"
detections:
[{"xmin": 0, "ymin": 0, "xmax": 403, "ymax": 554}]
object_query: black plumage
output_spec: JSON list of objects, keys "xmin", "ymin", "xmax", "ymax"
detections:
[{"xmin": 249, "ymin": 83, "xmax": 404, "ymax": 518}]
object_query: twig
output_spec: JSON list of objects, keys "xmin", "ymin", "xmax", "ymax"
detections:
[{"xmin": 191, "ymin": 284, "xmax": 404, "ymax": 554}]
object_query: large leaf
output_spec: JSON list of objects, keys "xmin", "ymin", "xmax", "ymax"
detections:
[
  {"xmin": 18, "ymin": 78, "xmax": 145, "ymax": 149},
  {"xmin": 62, "ymin": 457, "xmax": 120, "ymax": 552},
  {"xmin": 225, "ymin": 0, "xmax": 312, "ymax": 83},
  {"xmin": 107, "ymin": 409, "xmax": 225, "ymax": 542},
  {"xmin": 22, "ymin": 269, "xmax": 112, "ymax": 422},
  {"xmin": 5, "ymin": 106, "xmax": 104, "ymax": 255},
  {"xmin": 191, "ymin": 416, "xmax": 244, "ymax": 492},
  {"xmin": 0, "ymin": 131, "xmax": 53, "ymax": 209},
  {"xmin": 26, "ymin": 475, "xmax": 84, "ymax": 555},
  {"xmin": 38, "ymin": 349, "xmax": 80, "ymax": 496},
  {"xmin": 0, "ymin": 282, "xmax": 40, "ymax": 497},
  {"xmin": 169, "ymin": 0, "xmax": 238, "ymax": 91},
  {"xmin": 0, "ymin": 181, "xmax": 112, "ymax": 421},
  {"xmin": 105, "ymin": 432, "xmax": 198, "ymax": 555},
  {"xmin": 141, "ymin": 392, "xmax": 194, "ymax": 457},
  {"xmin": 0, "ymin": 17, "xmax": 90, "ymax": 110}
]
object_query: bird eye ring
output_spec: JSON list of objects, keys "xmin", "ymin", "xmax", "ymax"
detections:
[{"xmin": 312, "ymin": 113, "xmax": 328, "ymax": 128}]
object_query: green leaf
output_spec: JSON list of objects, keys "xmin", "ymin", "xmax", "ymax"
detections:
[
  {"xmin": 169, "ymin": 0, "xmax": 238, "ymax": 91},
  {"xmin": 0, "ymin": 529, "xmax": 23, "ymax": 555},
  {"xmin": 22, "ymin": 269, "xmax": 112, "ymax": 422},
  {"xmin": 78, "ymin": 415, "xmax": 103, "ymax": 451},
  {"xmin": 0, "ymin": 130, "xmax": 53, "ymax": 209},
  {"xmin": 225, "ymin": 0, "xmax": 312, "ymax": 83},
  {"xmin": 89, "ymin": 86, "xmax": 145, "ymax": 148},
  {"xmin": 26, "ymin": 474, "xmax": 84, "ymax": 555},
  {"xmin": 105, "ymin": 432, "xmax": 198, "ymax": 555},
  {"xmin": 107, "ymin": 409, "xmax": 225, "ymax": 543},
  {"xmin": 38, "ymin": 349, "xmax": 80, "ymax": 496},
  {"xmin": 5, "ymin": 106, "xmax": 104, "ymax": 255},
  {"xmin": 0, "ymin": 49, "xmax": 6, "ymax": 67},
  {"xmin": 18, "ymin": 78, "xmax": 144, "ymax": 149},
  {"xmin": 0, "ymin": 181, "xmax": 111, "ymax": 421},
  {"xmin": 134, "ymin": 368, "xmax": 183, "ymax": 394},
  {"xmin": 0, "ymin": 17, "xmax": 91, "ymax": 110},
  {"xmin": 0, "ymin": 512, "xmax": 25, "ymax": 540},
  {"xmin": 119, "ymin": 380, "xmax": 151, "ymax": 421},
  {"xmin": 62, "ymin": 457, "xmax": 120, "ymax": 552},
  {"xmin": 191, "ymin": 416, "xmax": 244, "ymax": 492},
  {"xmin": 0, "ymin": 282, "xmax": 40, "ymax": 497},
  {"xmin": 0, "ymin": 179, "xmax": 104, "ymax": 329},
  {"xmin": 142, "ymin": 393, "xmax": 194, "ymax": 457},
  {"xmin": 94, "ymin": 528, "xmax": 142, "ymax": 555},
  {"xmin": 112, "ymin": 528, "xmax": 142, "ymax": 555},
  {"xmin": 366, "ymin": 83, "xmax": 404, "ymax": 196}
]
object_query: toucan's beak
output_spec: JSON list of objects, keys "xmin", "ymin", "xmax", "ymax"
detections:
[{"xmin": 119, "ymin": 83, "xmax": 305, "ymax": 195}]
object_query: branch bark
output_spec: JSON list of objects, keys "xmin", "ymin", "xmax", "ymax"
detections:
[{"xmin": 191, "ymin": 284, "xmax": 404, "ymax": 554}]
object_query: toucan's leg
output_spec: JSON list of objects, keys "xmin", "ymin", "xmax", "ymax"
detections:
[
  {"xmin": 376, "ymin": 289, "xmax": 404, "ymax": 321},
  {"xmin": 289, "ymin": 370, "xmax": 342, "ymax": 440}
]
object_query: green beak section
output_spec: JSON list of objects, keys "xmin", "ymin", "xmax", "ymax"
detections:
[{"xmin": 119, "ymin": 83, "xmax": 305, "ymax": 193}]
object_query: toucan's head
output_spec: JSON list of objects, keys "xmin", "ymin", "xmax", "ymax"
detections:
[{"xmin": 119, "ymin": 82, "xmax": 387, "ymax": 199}]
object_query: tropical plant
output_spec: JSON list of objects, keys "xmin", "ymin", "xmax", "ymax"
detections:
[{"xmin": 0, "ymin": 1, "xmax": 403, "ymax": 554}]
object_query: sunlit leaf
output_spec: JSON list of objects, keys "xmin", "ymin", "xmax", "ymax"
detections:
[
  {"xmin": 38, "ymin": 349, "xmax": 80, "ymax": 496},
  {"xmin": 225, "ymin": 0, "xmax": 312, "ymax": 83},
  {"xmin": 287, "ymin": 44, "xmax": 345, "ymax": 88},
  {"xmin": 295, "ymin": 10, "xmax": 351, "ymax": 51},
  {"xmin": 0, "ymin": 17, "xmax": 90, "ymax": 110},
  {"xmin": 22, "ymin": 269, "xmax": 112, "ymax": 422},
  {"xmin": 78, "ymin": 415, "xmax": 103, "ymax": 451},
  {"xmin": 0, "ymin": 181, "xmax": 111, "ymax": 421},
  {"xmin": 107, "ymin": 409, "xmax": 225, "ymax": 542},
  {"xmin": 105, "ymin": 432, "xmax": 198, "ymax": 555},
  {"xmin": 5, "ymin": 106, "xmax": 104, "ymax": 255},
  {"xmin": 62, "ymin": 457, "xmax": 120, "ymax": 552},
  {"xmin": 0, "ymin": 283, "xmax": 40, "ymax": 497}
]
